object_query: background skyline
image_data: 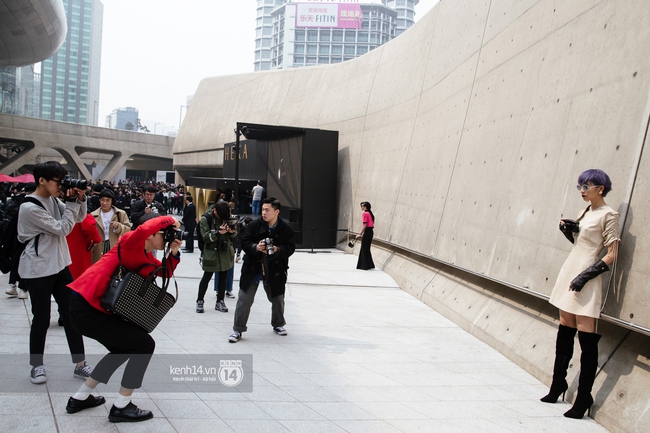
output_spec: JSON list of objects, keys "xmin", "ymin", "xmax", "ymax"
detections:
[{"xmin": 98, "ymin": 0, "xmax": 438, "ymax": 134}]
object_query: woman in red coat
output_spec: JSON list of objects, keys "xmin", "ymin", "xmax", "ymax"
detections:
[
  {"xmin": 66, "ymin": 213, "xmax": 102, "ymax": 280},
  {"xmin": 65, "ymin": 214, "xmax": 182, "ymax": 423}
]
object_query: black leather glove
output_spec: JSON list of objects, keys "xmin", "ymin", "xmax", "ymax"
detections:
[
  {"xmin": 570, "ymin": 259, "xmax": 609, "ymax": 292},
  {"xmin": 559, "ymin": 219, "xmax": 579, "ymax": 244}
]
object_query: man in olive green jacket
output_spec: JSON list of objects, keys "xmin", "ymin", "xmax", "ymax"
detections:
[{"xmin": 195, "ymin": 201, "xmax": 236, "ymax": 313}]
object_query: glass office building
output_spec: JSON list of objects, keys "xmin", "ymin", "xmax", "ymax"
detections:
[
  {"xmin": 106, "ymin": 107, "xmax": 139, "ymax": 131},
  {"xmin": 1, "ymin": 66, "xmax": 41, "ymax": 118},
  {"xmin": 40, "ymin": 0, "xmax": 103, "ymax": 125},
  {"xmin": 254, "ymin": 0, "xmax": 418, "ymax": 71}
]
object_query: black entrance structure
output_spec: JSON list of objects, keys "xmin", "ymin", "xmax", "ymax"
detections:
[{"xmin": 226, "ymin": 123, "xmax": 338, "ymax": 249}]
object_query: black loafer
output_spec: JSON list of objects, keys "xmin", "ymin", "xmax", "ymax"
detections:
[
  {"xmin": 108, "ymin": 402, "xmax": 153, "ymax": 423},
  {"xmin": 66, "ymin": 395, "xmax": 106, "ymax": 414}
]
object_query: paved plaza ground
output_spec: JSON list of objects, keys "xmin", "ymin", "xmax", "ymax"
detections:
[{"xmin": 0, "ymin": 247, "xmax": 609, "ymax": 432}]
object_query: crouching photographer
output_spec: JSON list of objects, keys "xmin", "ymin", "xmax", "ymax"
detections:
[{"xmin": 65, "ymin": 214, "xmax": 182, "ymax": 423}]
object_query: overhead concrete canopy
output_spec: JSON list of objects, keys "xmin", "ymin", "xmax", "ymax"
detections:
[{"xmin": 0, "ymin": 0, "xmax": 67, "ymax": 67}]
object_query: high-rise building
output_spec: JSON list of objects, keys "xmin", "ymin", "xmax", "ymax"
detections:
[
  {"xmin": 1, "ymin": 65, "xmax": 41, "ymax": 117},
  {"xmin": 40, "ymin": 0, "xmax": 103, "ymax": 125},
  {"xmin": 254, "ymin": 0, "xmax": 418, "ymax": 71},
  {"xmin": 106, "ymin": 107, "xmax": 139, "ymax": 131}
]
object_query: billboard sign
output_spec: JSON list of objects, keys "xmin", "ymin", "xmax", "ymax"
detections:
[{"xmin": 296, "ymin": 3, "xmax": 364, "ymax": 29}]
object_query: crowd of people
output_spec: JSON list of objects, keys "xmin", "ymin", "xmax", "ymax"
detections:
[
  {"xmin": 0, "ymin": 164, "xmax": 297, "ymax": 423},
  {"xmin": 0, "ymin": 163, "xmax": 620, "ymax": 424}
]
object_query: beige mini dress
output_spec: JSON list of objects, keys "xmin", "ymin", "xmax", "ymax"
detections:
[{"xmin": 549, "ymin": 204, "xmax": 620, "ymax": 318}]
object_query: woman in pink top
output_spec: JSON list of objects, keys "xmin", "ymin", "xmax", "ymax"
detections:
[{"xmin": 356, "ymin": 202, "xmax": 375, "ymax": 270}]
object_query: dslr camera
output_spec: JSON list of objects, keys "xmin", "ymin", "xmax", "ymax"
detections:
[
  {"xmin": 264, "ymin": 237, "xmax": 275, "ymax": 256},
  {"xmin": 162, "ymin": 225, "xmax": 188, "ymax": 243},
  {"xmin": 61, "ymin": 176, "xmax": 88, "ymax": 192},
  {"xmin": 227, "ymin": 215, "xmax": 239, "ymax": 230}
]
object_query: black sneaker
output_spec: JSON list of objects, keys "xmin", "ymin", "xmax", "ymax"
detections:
[
  {"xmin": 66, "ymin": 395, "xmax": 106, "ymax": 414},
  {"xmin": 228, "ymin": 331, "xmax": 241, "ymax": 343},
  {"xmin": 215, "ymin": 300, "xmax": 228, "ymax": 312},
  {"xmin": 74, "ymin": 361, "xmax": 94, "ymax": 379},
  {"xmin": 108, "ymin": 402, "xmax": 153, "ymax": 423},
  {"xmin": 273, "ymin": 326, "xmax": 287, "ymax": 336},
  {"xmin": 196, "ymin": 300, "xmax": 204, "ymax": 313}
]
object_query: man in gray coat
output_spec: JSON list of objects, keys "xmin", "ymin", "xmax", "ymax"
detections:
[{"xmin": 18, "ymin": 161, "xmax": 93, "ymax": 384}]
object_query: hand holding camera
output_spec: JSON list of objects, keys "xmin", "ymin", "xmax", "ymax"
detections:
[
  {"xmin": 258, "ymin": 237, "xmax": 276, "ymax": 255},
  {"xmin": 61, "ymin": 176, "xmax": 88, "ymax": 202}
]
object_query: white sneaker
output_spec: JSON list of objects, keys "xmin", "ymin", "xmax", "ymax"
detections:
[
  {"xmin": 17, "ymin": 289, "xmax": 28, "ymax": 299},
  {"xmin": 228, "ymin": 331, "xmax": 241, "ymax": 343},
  {"xmin": 5, "ymin": 284, "xmax": 17, "ymax": 297}
]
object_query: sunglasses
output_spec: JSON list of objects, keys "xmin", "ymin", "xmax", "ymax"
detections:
[{"xmin": 576, "ymin": 184, "xmax": 601, "ymax": 192}]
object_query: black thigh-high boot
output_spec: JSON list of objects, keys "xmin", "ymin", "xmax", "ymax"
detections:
[
  {"xmin": 540, "ymin": 324, "xmax": 577, "ymax": 403},
  {"xmin": 564, "ymin": 331, "xmax": 601, "ymax": 419}
]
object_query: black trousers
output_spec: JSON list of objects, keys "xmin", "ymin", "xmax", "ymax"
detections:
[
  {"xmin": 69, "ymin": 293, "xmax": 155, "ymax": 389},
  {"xmin": 197, "ymin": 270, "xmax": 227, "ymax": 302},
  {"xmin": 21, "ymin": 268, "xmax": 85, "ymax": 366},
  {"xmin": 184, "ymin": 224, "xmax": 196, "ymax": 252},
  {"xmin": 356, "ymin": 227, "xmax": 375, "ymax": 270}
]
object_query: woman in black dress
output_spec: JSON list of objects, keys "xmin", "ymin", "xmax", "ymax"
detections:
[{"xmin": 356, "ymin": 202, "xmax": 375, "ymax": 270}]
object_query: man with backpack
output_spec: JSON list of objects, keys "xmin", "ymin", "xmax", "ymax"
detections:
[
  {"xmin": 3, "ymin": 182, "xmax": 36, "ymax": 298},
  {"xmin": 17, "ymin": 161, "xmax": 94, "ymax": 384}
]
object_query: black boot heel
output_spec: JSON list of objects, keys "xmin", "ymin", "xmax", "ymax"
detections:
[{"xmin": 563, "ymin": 394, "xmax": 593, "ymax": 419}]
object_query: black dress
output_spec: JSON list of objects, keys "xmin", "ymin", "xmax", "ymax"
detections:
[{"xmin": 356, "ymin": 226, "xmax": 375, "ymax": 270}]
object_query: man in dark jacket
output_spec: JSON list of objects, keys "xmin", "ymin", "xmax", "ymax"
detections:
[
  {"xmin": 181, "ymin": 195, "xmax": 196, "ymax": 253},
  {"xmin": 228, "ymin": 197, "xmax": 295, "ymax": 343},
  {"xmin": 130, "ymin": 185, "xmax": 166, "ymax": 230}
]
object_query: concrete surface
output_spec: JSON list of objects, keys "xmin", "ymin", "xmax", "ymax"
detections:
[
  {"xmin": 0, "ymin": 248, "xmax": 610, "ymax": 432},
  {"xmin": 171, "ymin": 1, "xmax": 650, "ymax": 431}
]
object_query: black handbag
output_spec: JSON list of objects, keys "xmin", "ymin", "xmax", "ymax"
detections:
[{"xmin": 100, "ymin": 244, "xmax": 178, "ymax": 333}]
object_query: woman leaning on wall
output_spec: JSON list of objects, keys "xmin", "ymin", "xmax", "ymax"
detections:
[{"xmin": 541, "ymin": 169, "xmax": 620, "ymax": 419}]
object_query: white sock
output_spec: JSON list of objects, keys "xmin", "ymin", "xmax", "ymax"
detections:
[
  {"xmin": 72, "ymin": 384, "xmax": 94, "ymax": 400},
  {"xmin": 114, "ymin": 394, "xmax": 132, "ymax": 409}
]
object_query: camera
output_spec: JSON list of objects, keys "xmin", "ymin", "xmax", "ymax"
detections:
[
  {"xmin": 162, "ymin": 226, "xmax": 188, "ymax": 243},
  {"xmin": 227, "ymin": 215, "xmax": 239, "ymax": 230},
  {"xmin": 61, "ymin": 176, "xmax": 88, "ymax": 192},
  {"xmin": 265, "ymin": 237, "xmax": 275, "ymax": 255}
]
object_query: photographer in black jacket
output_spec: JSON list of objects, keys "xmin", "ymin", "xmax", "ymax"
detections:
[
  {"xmin": 130, "ymin": 185, "xmax": 165, "ymax": 230},
  {"xmin": 228, "ymin": 198, "xmax": 295, "ymax": 343}
]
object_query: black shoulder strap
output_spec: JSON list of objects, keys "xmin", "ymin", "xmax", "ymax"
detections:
[{"xmin": 20, "ymin": 197, "xmax": 46, "ymax": 256}]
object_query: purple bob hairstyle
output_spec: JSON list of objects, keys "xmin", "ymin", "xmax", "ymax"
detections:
[{"xmin": 578, "ymin": 169, "xmax": 612, "ymax": 197}]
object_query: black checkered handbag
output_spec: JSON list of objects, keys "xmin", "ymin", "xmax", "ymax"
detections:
[{"xmin": 100, "ymin": 244, "xmax": 178, "ymax": 333}]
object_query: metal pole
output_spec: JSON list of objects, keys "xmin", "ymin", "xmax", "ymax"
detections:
[{"xmin": 234, "ymin": 124, "xmax": 240, "ymax": 214}]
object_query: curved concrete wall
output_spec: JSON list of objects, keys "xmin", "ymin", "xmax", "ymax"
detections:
[{"xmin": 175, "ymin": 1, "xmax": 650, "ymax": 430}]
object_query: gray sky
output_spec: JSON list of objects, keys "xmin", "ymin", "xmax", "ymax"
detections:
[{"xmin": 98, "ymin": 1, "xmax": 439, "ymax": 134}]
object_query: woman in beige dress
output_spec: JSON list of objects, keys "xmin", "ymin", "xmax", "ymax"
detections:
[
  {"xmin": 90, "ymin": 189, "xmax": 131, "ymax": 263},
  {"xmin": 541, "ymin": 169, "xmax": 620, "ymax": 419}
]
